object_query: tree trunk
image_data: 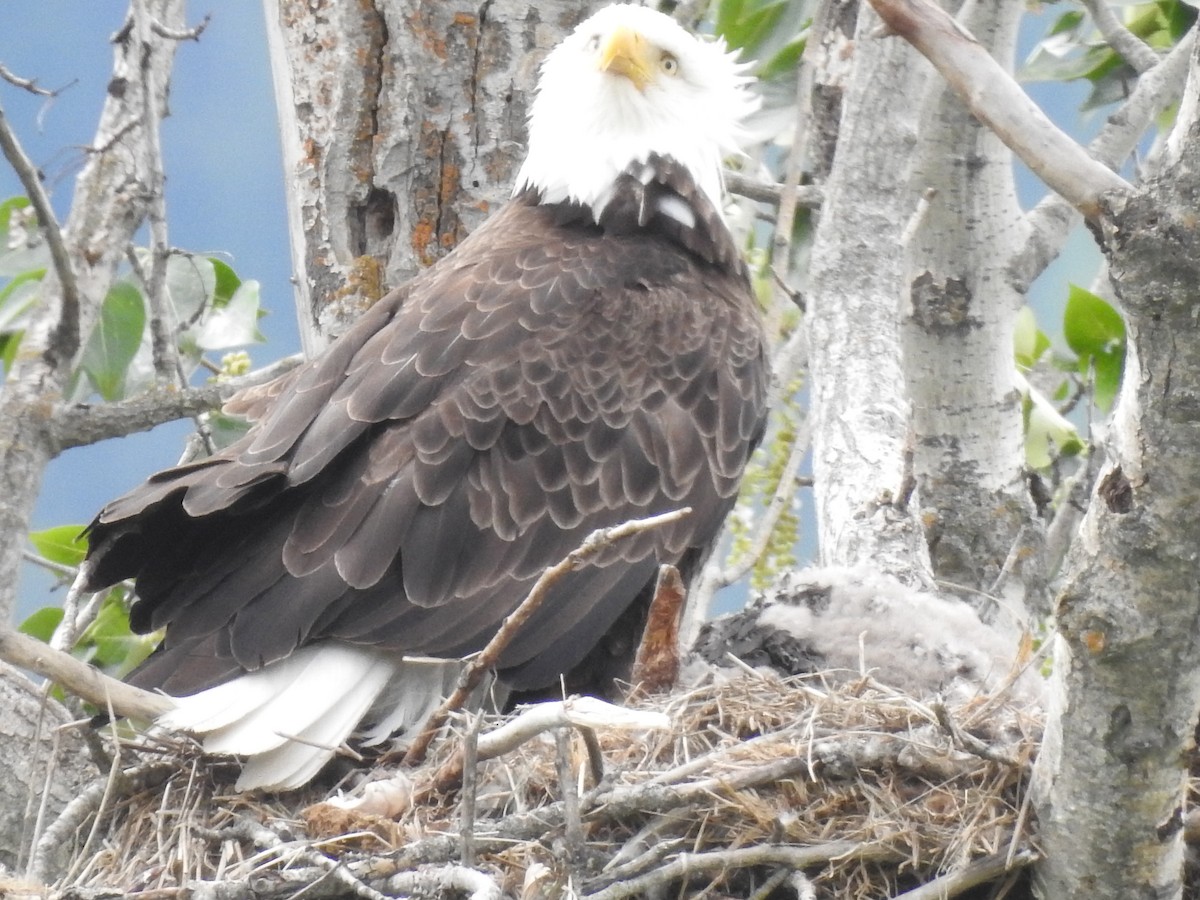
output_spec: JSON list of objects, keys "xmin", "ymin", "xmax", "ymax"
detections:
[
  {"xmin": 261, "ymin": 0, "xmax": 596, "ymax": 352},
  {"xmin": 804, "ymin": 1, "xmax": 933, "ymax": 583},
  {"xmin": 902, "ymin": 0, "xmax": 1041, "ymax": 631},
  {"xmin": 1034, "ymin": 41, "xmax": 1200, "ymax": 897}
]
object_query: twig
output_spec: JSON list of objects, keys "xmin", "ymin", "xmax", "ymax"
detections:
[
  {"xmin": 867, "ymin": 0, "xmax": 1131, "ymax": 217},
  {"xmin": 50, "ymin": 354, "xmax": 303, "ymax": 450},
  {"xmin": 723, "ymin": 170, "xmax": 823, "ymax": 209},
  {"xmin": 384, "ymin": 866, "xmax": 502, "ymax": 900},
  {"xmin": 63, "ymin": 693, "xmax": 124, "ymax": 884},
  {"xmin": 0, "ymin": 62, "xmax": 72, "ymax": 97},
  {"xmin": 149, "ymin": 13, "xmax": 211, "ymax": 41},
  {"xmin": 891, "ymin": 848, "xmax": 1038, "ymax": 898},
  {"xmin": 27, "ymin": 762, "xmax": 176, "ymax": 883},
  {"xmin": 1080, "ymin": 0, "xmax": 1160, "ymax": 75},
  {"xmin": 402, "ymin": 507, "xmax": 692, "ymax": 765},
  {"xmin": 51, "ymin": 564, "xmax": 95, "ymax": 652},
  {"xmin": 556, "ymin": 728, "xmax": 585, "ymax": 877},
  {"xmin": 21, "ymin": 549, "xmax": 78, "ymax": 579},
  {"xmin": 714, "ymin": 421, "xmax": 810, "ymax": 591},
  {"xmin": 582, "ymin": 843, "xmax": 898, "ymax": 900},
  {"xmin": 931, "ymin": 699, "xmax": 1021, "ymax": 767},
  {"xmin": 0, "ymin": 624, "xmax": 174, "ymax": 721},
  {"xmin": 0, "ymin": 98, "xmax": 81, "ymax": 360},
  {"xmin": 459, "ymin": 710, "xmax": 482, "ymax": 868},
  {"xmin": 987, "ymin": 524, "xmax": 1030, "ymax": 599},
  {"xmin": 427, "ymin": 697, "xmax": 669, "ymax": 794}
]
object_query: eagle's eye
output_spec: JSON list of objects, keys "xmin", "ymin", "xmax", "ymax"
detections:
[
  {"xmin": 585, "ymin": 34, "xmax": 601, "ymax": 52},
  {"xmin": 660, "ymin": 52, "xmax": 679, "ymax": 76}
]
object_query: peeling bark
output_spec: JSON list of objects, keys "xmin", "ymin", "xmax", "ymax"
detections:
[{"xmin": 261, "ymin": 0, "xmax": 597, "ymax": 352}]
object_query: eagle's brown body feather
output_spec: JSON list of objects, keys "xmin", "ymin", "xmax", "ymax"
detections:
[{"xmin": 85, "ymin": 158, "xmax": 767, "ymax": 704}]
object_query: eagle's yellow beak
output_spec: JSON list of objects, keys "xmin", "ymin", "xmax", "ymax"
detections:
[{"xmin": 598, "ymin": 26, "xmax": 654, "ymax": 92}]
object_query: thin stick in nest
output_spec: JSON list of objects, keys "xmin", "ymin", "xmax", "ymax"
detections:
[{"xmin": 403, "ymin": 508, "xmax": 691, "ymax": 766}]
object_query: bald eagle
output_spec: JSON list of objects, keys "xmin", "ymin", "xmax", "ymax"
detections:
[{"xmin": 82, "ymin": 3, "xmax": 768, "ymax": 790}]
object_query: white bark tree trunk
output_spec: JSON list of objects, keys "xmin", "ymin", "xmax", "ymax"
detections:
[
  {"xmin": 1034, "ymin": 38, "xmax": 1200, "ymax": 898},
  {"xmin": 902, "ymin": 0, "xmax": 1041, "ymax": 630},
  {"xmin": 261, "ymin": 0, "xmax": 596, "ymax": 352},
  {"xmin": 804, "ymin": 1, "xmax": 933, "ymax": 584}
]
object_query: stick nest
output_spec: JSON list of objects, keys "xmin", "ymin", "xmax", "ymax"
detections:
[{"xmin": 22, "ymin": 668, "xmax": 1042, "ymax": 900}]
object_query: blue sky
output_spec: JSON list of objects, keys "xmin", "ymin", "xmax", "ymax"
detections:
[{"xmin": 2, "ymin": 3, "xmax": 1101, "ymax": 622}]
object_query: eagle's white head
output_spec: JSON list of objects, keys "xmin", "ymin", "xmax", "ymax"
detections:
[{"xmin": 514, "ymin": 4, "xmax": 757, "ymax": 215}]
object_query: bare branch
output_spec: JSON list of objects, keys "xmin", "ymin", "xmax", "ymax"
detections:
[
  {"xmin": 892, "ymin": 849, "xmax": 1038, "ymax": 899},
  {"xmin": 867, "ymin": 0, "xmax": 1131, "ymax": 217},
  {"xmin": 49, "ymin": 354, "xmax": 303, "ymax": 450},
  {"xmin": 149, "ymin": 12, "xmax": 210, "ymax": 41},
  {"xmin": 583, "ymin": 843, "xmax": 899, "ymax": 900},
  {"xmin": 0, "ymin": 61, "xmax": 72, "ymax": 97},
  {"xmin": 0, "ymin": 99, "xmax": 81, "ymax": 356},
  {"xmin": 1081, "ymin": 0, "xmax": 1161, "ymax": 75},
  {"xmin": 723, "ymin": 170, "xmax": 823, "ymax": 209},
  {"xmin": 0, "ymin": 625, "xmax": 173, "ymax": 721},
  {"xmin": 402, "ymin": 508, "xmax": 692, "ymax": 765}
]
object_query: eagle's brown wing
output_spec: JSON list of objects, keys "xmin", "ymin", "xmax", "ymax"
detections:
[{"xmin": 85, "ymin": 164, "xmax": 768, "ymax": 697}]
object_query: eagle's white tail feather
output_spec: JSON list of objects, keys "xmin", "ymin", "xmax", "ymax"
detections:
[
  {"xmin": 358, "ymin": 658, "xmax": 462, "ymax": 745},
  {"xmin": 231, "ymin": 666, "xmax": 394, "ymax": 790},
  {"xmin": 158, "ymin": 643, "xmax": 398, "ymax": 790}
]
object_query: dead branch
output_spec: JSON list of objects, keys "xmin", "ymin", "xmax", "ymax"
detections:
[
  {"xmin": 583, "ymin": 843, "xmax": 901, "ymax": 900},
  {"xmin": 629, "ymin": 564, "xmax": 685, "ymax": 695},
  {"xmin": 402, "ymin": 508, "xmax": 692, "ymax": 765},
  {"xmin": 27, "ymin": 762, "xmax": 175, "ymax": 883},
  {"xmin": 867, "ymin": 0, "xmax": 1131, "ymax": 217},
  {"xmin": 893, "ymin": 848, "xmax": 1038, "ymax": 898},
  {"xmin": 0, "ymin": 625, "xmax": 173, "ymax": 722}
]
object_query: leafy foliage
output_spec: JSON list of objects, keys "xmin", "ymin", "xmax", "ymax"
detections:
[
  {"xmin": 714, "ymin": 0, "xmax": 810, "ymax": 81},
  {"xmin": 1022, "ymin": 1, "xmax": 1197, "ymax": 110},
  {"xmin": 1063, "ymin": 283, "xmax": 1126, "ymax": 412},
  {"xmin": 1014, "ymin": 284, "xmax": 1128, "ymax": 469},
  {"xmin": 3, "ymin": 194, "xmax": 263, "ymax": 676}
]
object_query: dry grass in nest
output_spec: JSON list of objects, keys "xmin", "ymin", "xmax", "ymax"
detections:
[{"xmin": 19, "ymin": 668, "xmax": 1043, "ymax": 900}]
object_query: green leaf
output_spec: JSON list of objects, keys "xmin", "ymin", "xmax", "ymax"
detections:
[
  {"xmin": 80, "ymin": 593, "xmax": 157, "ymax": 676},
  {"xmin": 79, "ymin": 280, "xmax": 147, "ymax": 401},
  {"xmin": 1018, "ymin": 372, "xmax": 1085, "ymax": 469},
  {"xmin": 1064, "ymin": 284, "xmax": 1126, "ymax": 411},
  {"xmin": 1013, "ymin": 305, "xmax": 1051, "ymax": 369},
  {"xmin": 29, "ymin": 524, "xmax": 90, "ymax": 567},
  {"xmin": 194, "ymin": 279, "xmax": 265, "ymax": 350},
  {"xmin": 20, "ymin": 606, "xmax": 64, "ymax": 642},
  {"xmin": 165, "ymin": 252, "xmax": 217, "ymax": 324},
  {"xmin": 209, "ymin": 257, "xmax": 242, "ymax": 307},
  {"xmin": 756, "ymin": 33, "xmax": 806, "ymax": 80},
  {"xmin": 0, "ymin": 332, "xmax": 19, "ymax": 373},
  {"xmin": 0, "ymin": 268, "xmax": 43, "ymax": 333}
]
